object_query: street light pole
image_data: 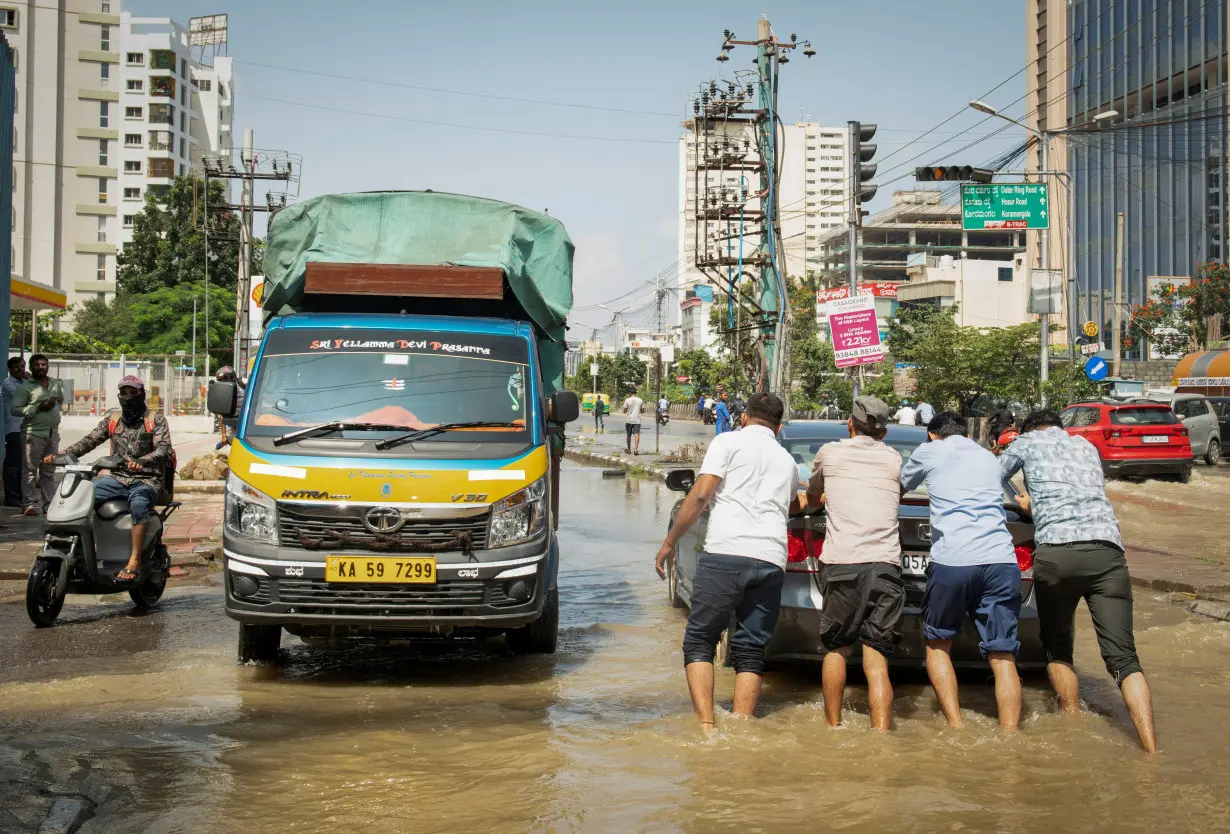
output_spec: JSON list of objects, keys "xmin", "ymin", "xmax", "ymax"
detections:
[
  {"xmin": 966, "ymin": 102, "xmax": 1118, "ymax": 407},
  {"xmin": 1039, "ymin": 130, "xmax": 1050, "ymax": 405}
]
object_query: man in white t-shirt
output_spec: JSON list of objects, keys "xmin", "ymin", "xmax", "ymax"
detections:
[
  {"xmin": 654, "ymin": 393, "xmax": 802, "ymax": 732},
  {"xmin": 622, "ymin": 388, "xmax": 644, "ymax": 455},
  {"xmin": 893, "ymin": 400, "xmax": 917, "ymax": 426}
]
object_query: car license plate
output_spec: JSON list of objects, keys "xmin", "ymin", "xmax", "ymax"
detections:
[
  {"xmin": 902, "ymin": 552, "xmax": 929, "ymax": 576},
  {"xmin": 1141, "ymin": 435, "xmax": 1169, "ymax": 444},
  {"xmin": 324, "ymin": 556, "xmax": 437, "ymax": 584}
]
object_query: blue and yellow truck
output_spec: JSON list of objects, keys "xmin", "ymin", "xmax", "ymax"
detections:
[{"xmin": 208, "ymin": 191, "xmax": 579, "ymax": 662}]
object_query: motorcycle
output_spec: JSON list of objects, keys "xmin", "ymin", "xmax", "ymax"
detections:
[
  {"xmin": 657, "ymin": 409, "xmax": 670, "ymax": 426},
  {"xmin": 26, "ymin": 453, "xmax": 179, "ymax": 627}
]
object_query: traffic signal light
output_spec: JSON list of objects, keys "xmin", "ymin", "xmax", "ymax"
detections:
[
  {"xmin": 850, "ymin": 121, "xmax": 878, "ymax": 211},
  {"xmin": 914, "ymin": 165, "xmax": 994, "ymax": 183}
]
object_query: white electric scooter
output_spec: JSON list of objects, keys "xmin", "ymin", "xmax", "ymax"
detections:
[{"xmin": 26, "ymin": 453, "xmax": 179, "ymax": 627}]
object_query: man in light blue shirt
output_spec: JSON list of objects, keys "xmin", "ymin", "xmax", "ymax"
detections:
[
  {"xmin": 916, "ymin": 399, "xmax": 935, "ymax": 425},
  {"xmin": 900, "ymin": 410, "xmax": 1022, "ymax": 731},
  {"xmin": 1, "ymin": 356, "xmax": 26, "ymax": 506}
]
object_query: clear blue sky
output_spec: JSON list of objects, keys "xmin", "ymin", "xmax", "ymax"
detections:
[{"xmin": 126, "ymin": 0, "xmax": 1029, "ymax": 333}]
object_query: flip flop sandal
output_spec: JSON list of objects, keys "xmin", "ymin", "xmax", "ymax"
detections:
[{"xmin": 115, "ymin": 568, "xmax": 138, "ymax": 582}]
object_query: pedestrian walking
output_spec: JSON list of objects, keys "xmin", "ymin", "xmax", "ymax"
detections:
[
  {"xmin": 1000, "ymin": 409, "xmax": 1158, "ymax": 753},
  {"xmin": 10, "ymin": 354, "xmax": 63, "ymax": 515},
  {"xmin": 802, "ymin": 396, "xmax": 903, "ymax": 730},
  {"xmin": 900, "ymin": 411, "xmax": 1023, "ymax": 731},
  {"xmin": 714, "ymin": 392, "xmax": 732, "ymax": 435},
  {"xmin": 916, "ymin": 399, "xmax": 935, "ymax": 425},
  {"xmin": 1, "ymin": 356, "xmax": 27, "ymax": 507},
  {"xmin": 654, "ymin": 393, "xmax": 800, "ymax": 732},
  {"xmin": 695, "ymin": 394, "xmax": 705, "ymax": 424},
  {"xmin": 593, "ymin": 395, "xmax": 606, "ymax": 433},
  {"xmin": 893, "ymin": 399, "xmax": 917, "ymax": 426},
  {"xmin": 623, "ymin": 387, "xmax": 644, "ymax": 456}
]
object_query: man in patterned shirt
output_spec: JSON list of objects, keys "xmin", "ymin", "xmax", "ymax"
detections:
[
  {"xmin": 48, "ymin": 376, "xmax": 173, "ymax": 582},
  {"xmin": 1000, "ymin": 408, "xmax": 1157, "ymax": 753}
]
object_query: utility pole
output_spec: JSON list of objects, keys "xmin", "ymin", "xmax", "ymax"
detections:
[
  {"xmin": 1112, "ymin": 210, "xmax": 1125, "ymax": 378},
  {"xmin": 199, "ymin": 143, "xmax": 301, "ymax": 376},
  {"xmin": 692, "ymin": 22, "xmax": 813, "ymax": 404}
]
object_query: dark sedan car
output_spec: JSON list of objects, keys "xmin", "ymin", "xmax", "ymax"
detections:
[{"xmin": 663, "ymin": 421, "xmax": 1045, "ymax": 669}]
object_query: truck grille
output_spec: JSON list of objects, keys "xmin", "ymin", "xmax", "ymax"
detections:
[
  {"xmin": 276, "ymin": 577, "xmax": 486, "ymax": 608},
  {"xmin": 278, "ymin": 503, "xmax": 489, "ymax": 552}
]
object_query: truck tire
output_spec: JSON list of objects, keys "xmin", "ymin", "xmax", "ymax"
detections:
[
  {"xmin": 508, "ymin": 586, "xmax": 558, "ymax": 655},
  {"xmin": 26, "ymin": 557, "xmax": 66, "ymax": 628},
  {"xmin": 238, "ymin": 623, "xmax": 281, "ymax": 664}
]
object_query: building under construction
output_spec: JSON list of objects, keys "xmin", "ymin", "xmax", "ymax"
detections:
[{"xmin": 812, "ymin": 190, "xmax": 1026, "ymax": 287}]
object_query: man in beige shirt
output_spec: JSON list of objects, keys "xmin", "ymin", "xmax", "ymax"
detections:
[{"xmin": 804, "ymin": 396, "xmax": 904, "ymax": 730}]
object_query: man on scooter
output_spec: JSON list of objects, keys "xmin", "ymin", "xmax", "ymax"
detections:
[{"xmin": 46, "ymin": 375, "xmax": 172, "ymax": 582}]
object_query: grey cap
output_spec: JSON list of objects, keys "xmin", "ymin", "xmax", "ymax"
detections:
[{"xmin": 852, "ymin": 396, "xmax": 891, "ymax": 430}]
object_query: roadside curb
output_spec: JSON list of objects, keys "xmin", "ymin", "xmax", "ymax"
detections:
[
  {"xmin": 563, "ymin": 448, "xmax": 669, "ymax": 481},
  {"xmin": 175, "ymin": 481, "xmax": 224, "ymax": 494}
]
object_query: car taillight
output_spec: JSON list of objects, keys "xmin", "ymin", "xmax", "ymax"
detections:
[
  {"xmin": 787, "ymin": 528, "xmax": 824, "ymax": 571},
  {"xmin": 787, "ymin": 530, "xmax": 808, "ymax": 563},
  {"xmin": 1175, "ymin": 425, "xmax": 1189, "ymax": 437},
  {"xmin": 1103, "ymin": 428, "xmax": 1122, "ymax": 440},
  {"xmin": 1014, "ymin": 543, "xmax": 1035, "ymax": 572}
]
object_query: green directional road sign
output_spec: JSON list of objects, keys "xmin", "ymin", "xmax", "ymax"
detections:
[{"xmin": 960, "ymin": 183, "xmax": 1050, "ymax": 231}]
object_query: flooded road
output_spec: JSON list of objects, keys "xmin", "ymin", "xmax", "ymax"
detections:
[{"xmin": 1, "ymin": 464, "xmax": 1229, "ymax": 832}]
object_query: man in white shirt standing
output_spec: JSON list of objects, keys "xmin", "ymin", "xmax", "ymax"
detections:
[
  {"xmin": 622, "ymin": 387, "xmax": 644, "ymax": 456},
  {"xmin": 655, "ymin": 393, "xmax": 801, "ymax": 732}
]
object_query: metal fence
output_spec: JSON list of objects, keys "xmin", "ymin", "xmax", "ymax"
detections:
[{"xmin": 37, "ymin": 354, "xmax": 206, "ymax": 416}]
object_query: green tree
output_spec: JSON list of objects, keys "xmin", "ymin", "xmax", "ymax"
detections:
[
  {"xmin": 886, "ymin": 303, "xmax": 955, "ymax": 363},
  {"xmin": 909, "ymin": 318, "xmax": 1039, "ymax": 414},
  {"xmin": 565, "ymin": 351, "xmax": 647, "ymax": 399},
  {"xmin": 11, "ymin": 309, "xmax": 124, "ymax": 355},
  {"xmin": 117, "ymin": 175, "xmax": 242, "ymax": 295}
]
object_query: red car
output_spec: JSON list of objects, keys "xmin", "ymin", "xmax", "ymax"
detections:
[{"xmin": 1060, "ymin": 401, "xmax": 1193, "ymax": 481}]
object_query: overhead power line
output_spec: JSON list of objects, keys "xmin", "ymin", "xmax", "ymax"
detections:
[{"xmin": 241, "ymin": 93, "xmax": 679, "ymax": 145}]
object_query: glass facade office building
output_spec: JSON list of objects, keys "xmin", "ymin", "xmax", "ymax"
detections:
[{"xmin": 1068, "ymin": 0, "xmax": 1227, "ymax": 352}]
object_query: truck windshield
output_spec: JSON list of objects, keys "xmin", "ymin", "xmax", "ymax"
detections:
[{"xmin": 243, "ymin": 329, "xmax": 533, "ymax": 441}]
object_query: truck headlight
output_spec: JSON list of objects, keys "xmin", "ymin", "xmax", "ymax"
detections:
[
  {"xmin": 225, "ymin": 475, "xmax": 279, "ymax": 544},
  {"xmin": 488, "ymin": 476, "xmax": 547, "ymax": 548}
]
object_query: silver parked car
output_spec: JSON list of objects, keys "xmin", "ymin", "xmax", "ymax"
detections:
[
  {"xmin": 1149, "ymin": 393, "xmax": 1221, "ymax": 465},
  {"xmin": 663, "ymin": 421, "xmax": 1045, "ymax": 669}
]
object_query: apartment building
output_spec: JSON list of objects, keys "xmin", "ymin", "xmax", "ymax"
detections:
[
  {"xmin": 5, "ymin": 1, "xmax": 234, "ymax": 319},
  {"xmin": 676, "ymin": 121, "xmax": 851, "ymax": 319},
  {"xmin": 6, "ymin": 0, "xmax": 120, "ymax": 311},
  {"xmin": 116, "ymin": 14, "xmax": 233, "ymax": 248}
]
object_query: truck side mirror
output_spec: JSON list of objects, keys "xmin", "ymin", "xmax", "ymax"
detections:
[
  {"xmin": 207, "ymin": 380, "xmax": 238, "ymax": 418},
  {"xmin": 548, "ymin": 390, "xmax": 580, "ymax": 424}
]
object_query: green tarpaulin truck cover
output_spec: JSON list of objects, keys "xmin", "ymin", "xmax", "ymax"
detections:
[{"xmin": 262, "ymin": 190, "xmax": 575, "ymax": 393}]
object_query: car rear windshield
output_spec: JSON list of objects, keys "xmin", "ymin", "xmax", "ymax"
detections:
[{"xmin": 1109, "ymin": 407, "xmax": 1179, "ymax": 425}]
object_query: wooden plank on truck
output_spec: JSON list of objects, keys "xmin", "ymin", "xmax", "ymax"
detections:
[{"xmin": 305, "ymin": 262, "xmax": 506, "ymax": 300}]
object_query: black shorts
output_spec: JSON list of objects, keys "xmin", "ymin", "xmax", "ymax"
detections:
[
  {"xmin": 1034, "ymin": 542, "xmax": 1143, "ymax": 683},
  {"xmin": 625, "ymin": 423, "xmax": 641, "ymax": 435},
  {"xmin": 818, "ymin": 562, "xmax": 904, "ymax": 656}
]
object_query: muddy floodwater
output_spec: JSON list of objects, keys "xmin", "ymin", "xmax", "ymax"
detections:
[{"xmin": 1, "ymin": 464, "xmax": 1229, "ymax": 832}]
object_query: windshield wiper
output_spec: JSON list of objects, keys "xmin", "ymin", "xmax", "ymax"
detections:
[
  {"xmin": 374, "ymin": 421, "xmax": 524, "ymax": 451},
  {"xmin": 273, "ymin": 421, "xmax": 414, "ymax": 447}
]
